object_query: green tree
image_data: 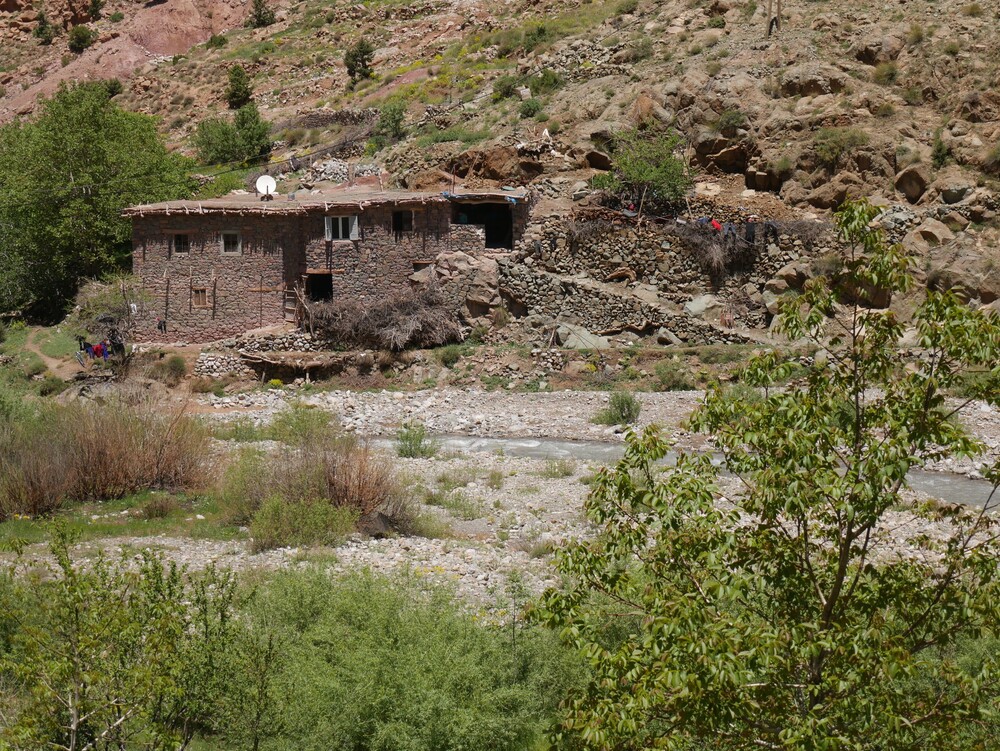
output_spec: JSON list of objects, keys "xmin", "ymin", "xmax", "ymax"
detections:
[
  {"xmin": 369, "ymin": 98, "xmax": 406, "ymax": 149},
  {"xmin": 225, "ymin": 64, "xmax": 253, "ymax": 109},
  {"xmin": 537, "ymin": 199, "xmax": 1000, "ymax": 750},
  {"xmin": 344, "ymin": 38, "xmax": 375, "ymax": 85},
  {"xmin": 598, "ymin": 128, "xmax": 691, "ymax": 211},
  {"xmin": 0, "ymin": 82, "xmax": 194, "ymax": 319},
  {"xmin": 194, "ymin": 103, "xmax": 271, "ymax": 164},
  {"xmin": 245, "ymin": 0, "xmax": 276, "ymax": 28},
  {"xmin": 67, "ymin": 24, "xmax": 96, "ymax": 53}
]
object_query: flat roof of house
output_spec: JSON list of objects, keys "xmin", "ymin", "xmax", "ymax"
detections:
[{"xmin": 124, "ymin": 187, "xmax": 529, "ymax": 217}]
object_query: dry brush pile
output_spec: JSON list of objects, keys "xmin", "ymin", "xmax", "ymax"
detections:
[{"xmin": 308, "ymin": 286, "xmax": 462, "ymax": 351}]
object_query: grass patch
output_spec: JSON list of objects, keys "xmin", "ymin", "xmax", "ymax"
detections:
[
  {"xmin": 0, "ymin": 491, "xmax": 243, "ymax": 547},
  {"xmin": 211, "ymin": 404, "xmax": 334, "ymax": 443},
  {"xmin": 537, "ymin": 459, "xmax": 575, "ymax": 479},
  {"xmin": 250, "ymin": 499, "xmax": 358, "ymax": 552},
  {"xmin": 423, "ymin": 488, "xmax": 484, "ymax": 520},
  {"xmin": 34, "ymin": 327, "xmax": 79, "ymax": 359}
]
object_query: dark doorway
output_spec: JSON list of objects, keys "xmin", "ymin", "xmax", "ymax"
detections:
[
  {"xmin": 306, "ymin": 272, "xmax": 333, "ymax": 301},
  {"xmin": 452, "ymin": 202, "xmax": 514, "ymax": 249}
]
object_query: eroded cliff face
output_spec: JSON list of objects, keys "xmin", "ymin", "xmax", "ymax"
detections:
[{"xmin": 0, "ymin": 0, "xmax": 257, "ymax": 121}]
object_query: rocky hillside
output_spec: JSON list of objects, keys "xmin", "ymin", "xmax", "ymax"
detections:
[
  {"xmin": 2, "ymin": 0, "xmax": 999, "ymax": 329},
  {"xmin": 3, "ymin": 0, "xmax": 999, "ymax": 205}
]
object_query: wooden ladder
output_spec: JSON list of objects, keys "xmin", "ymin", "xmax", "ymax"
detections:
[{"xmin": 283, "ymin": 290, "xmax": 298, "ymax": 322}]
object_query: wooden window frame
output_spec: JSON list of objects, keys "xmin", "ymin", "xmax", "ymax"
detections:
[
  {"xmin": 192, "ymin": 287, "xmax": 210, "ymax": 309},
  {"xmin": 172, "ymin": 233, "xmax": 190, "ymax": 255},
  {"xmin": 220, "ymin": 231, "xmax": 242, "ymax": 256},
  {"xmin": 392, "ymin": 209, "xmax": 414, "ymax": 234},
  {"xmin": 324, "ymin": 215, "xmax": 359, "ymax": 241}
]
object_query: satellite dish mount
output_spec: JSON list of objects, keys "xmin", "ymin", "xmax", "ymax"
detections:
[{"xmin": 256, "ymin": 174, "xmax": 277, "ymax": 202}]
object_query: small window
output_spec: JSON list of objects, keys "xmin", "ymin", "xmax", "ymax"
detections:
[
  {"xmin": 392, "ymin": 210, "xmax": 414, "ymax": 233},
  {"xmin": 192, "ymin": 288, "xmax": 209, "ymax": 308},
  {"xmin": 173, "ymin": 233, "xmax": 190, "ymax": 254},
  {"xmin": 325, "ymin": 215, "xmax": 359, "ymax": 241},
  {"xmin": 221, "ymin": 231, "xmax": 241, "ymax": 255}
]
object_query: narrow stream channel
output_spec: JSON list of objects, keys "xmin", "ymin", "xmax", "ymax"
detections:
[{"xmin": 396, "ymin": 436, "xmax": 998, "ymax": 508}]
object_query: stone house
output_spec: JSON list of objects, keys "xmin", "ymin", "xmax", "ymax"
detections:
[{"xmin": 125, "ymin": 188, "xmax": 530, "ymax": 342}]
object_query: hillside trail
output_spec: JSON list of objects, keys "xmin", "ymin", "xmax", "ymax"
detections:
[{"xmin": 24, "ymin": 330, "xmax": 79, "ymax": 380}]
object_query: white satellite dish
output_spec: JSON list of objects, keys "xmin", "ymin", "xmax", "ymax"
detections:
[{"xmin": 255, "ymin": 174, "xmax": 277, "ymax": 196}]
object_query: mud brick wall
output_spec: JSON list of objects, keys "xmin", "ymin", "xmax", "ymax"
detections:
[
  {"xmin": 303, "ymin": 204, "xmax": 496, "ymax": 301},
  {"xmin": 132, "ymin": 215, "xmax": 304, "ymax": 342}
]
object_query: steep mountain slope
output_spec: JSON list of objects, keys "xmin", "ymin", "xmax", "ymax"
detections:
[{"xmin": 3, "ymin": 0, "xmax": 999, "ymax": 212}]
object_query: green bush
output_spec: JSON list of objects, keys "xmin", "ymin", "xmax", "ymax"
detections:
[
  {"xmin": 246, "ymin": 0, "xmax": 276, "ymax": 28},
  {"xmin": 814, "ymin": 127, "xmax": 869, "ymax": 168},
  {"xmin": 707, "ymin": 15, "xmax": 726, "ymax": 28},
  {"xmin": 528, "ymin": 69, "xmax": 563, "ymax": 95},
  {"xmin": 206, "ymin": 33, "xmax": 228, "ymax": 49},
  {"xmin": 109, "ymin": 11, "xmax": 124, "ymax": 22},
  {"xmin": 88, "ymin": 0, "xmax": 103, "ymax": 19},
  {"xmin": 604, "ymin": 128, "xmax": 691, "ymax": 207},
  {"xmin": 654, "ymin": 360, "xmax": 698, "ymax": 391},
  {"xmin": 492, "ymin": 74, "xmax": 520, "ymax": 101},
  {"xmin": 932, "ymin": 130, "xmax": 950, "ymax": 168},
  {"xmin": 242, "ymin": 570, "xmax": 583, "ymax": 749},
  {"xmin": 374, "ymin": 99, "xmax": 406, "ymax": 142},
  {"xmin": 33, "ymin": 12, "xmax": 55, "ymax": 44},
  {"xmin": 396, "ymin": 421, "xmax": 439, "ymax": 458},
  {"xmin": 37, "ymin": 374, "xmax": 66, "ymax": 397},
  {"xmin": 194, "ymin": 103, "xmax": 271, "ymax": 164},
  {"xmin": 218, "ymin": 434, "xmax": 404, "ymax": 533},
  {"xmin": 873, "ymin": 61, "xmax": 899, "ymax": 86},
  {"xmin": 68, "ymin": 24, "xmax": 97, "ymax": 53},
  {"xmin": 616, "ymin": 0, "xmax": 638, "ymax": 14},
  {"xmin": 985, "ymin": 143, "xmax": 1000, "ymax": 175},
  {"xmin": 435, "ymin": 343, "xmax": 466, "ymax": 368},
  {"xmin": 150, "ymin": 354, "xmax": 187, "ymax": 385},
  {"xmin": 593, "ymin": 391, "xmax": 642, "ymax": 425},
  {"xmin": 250, "ymin": 498, "xmax": 357, "ymax": 552},
  {"xmin": 519, "ymin": 98, "xmax": 543, "ymax": 118},
  {"xmin": 713, "ymin": 109, "xmax": 746, "ymax": 134}
]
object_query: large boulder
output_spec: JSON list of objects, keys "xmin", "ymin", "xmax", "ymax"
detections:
[
  {"xmin": 902, "ymin": 219, "xmax": 955, "ymax": 255},
  {"xmin": 693, "ymin": 132, "xmax": 750, "ymax": 173},
  {"xmin": 556, "ymin": 323, "xmax": 610, "ymax": 350},
  {"xmin": 684, "ymin": 294, "xmax": 723, "ymax": 321},
  {"xmin": 894, "ymin": 164, "xmax": 930, "ymax": 204},
  {"xmin": 926, "ymin": 243, "xmax": 1000, "ymax": 304},
  {"xmin": 853, "ymin": 34, "xmax": 904, "ymax": 64},
  {"xmin": 779, "ymin": 64, "xmax": 848, "ymax": 97},
  {"xmin": 806, "ymin": 172, "xmax": 864, "ymax": 209}
]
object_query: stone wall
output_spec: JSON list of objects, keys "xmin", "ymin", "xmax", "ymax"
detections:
[{"xmin": 503, "ymin": 212, "xmax": 823, "ymax": 335}]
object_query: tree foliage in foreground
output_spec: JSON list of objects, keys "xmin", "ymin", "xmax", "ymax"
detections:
[
  {"xmin": 0, "ymin": 538, "xmax": 581, "ymax": 750},
  {"xmin": 0, "ymin": 83, "xmax": 194, "ymax": 320},
  {"xmin": 537, "ymin": 199, "xmax": 1000, "ymax": 750}
]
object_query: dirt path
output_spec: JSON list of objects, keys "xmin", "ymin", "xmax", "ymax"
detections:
[{"xmin": 24, "ymin": 330, "xmax": 79, "ymax": 379}]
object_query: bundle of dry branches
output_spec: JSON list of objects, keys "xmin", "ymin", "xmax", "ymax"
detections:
[{"xmin": 309, "ymin": 286, "xmax": 462, "ymax": 351}]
